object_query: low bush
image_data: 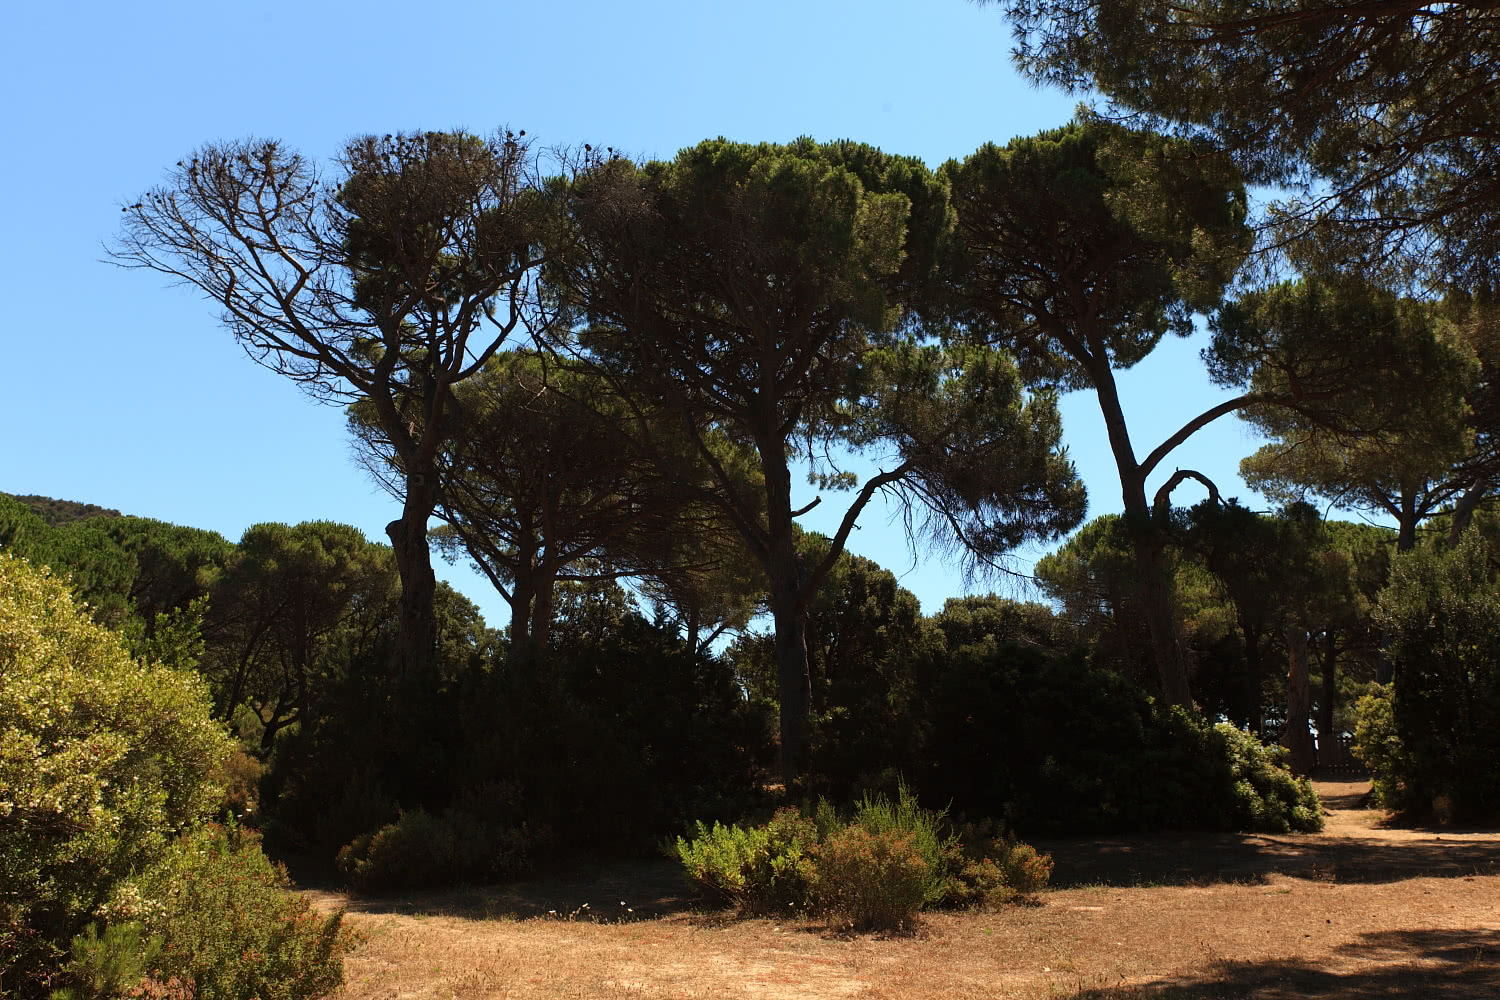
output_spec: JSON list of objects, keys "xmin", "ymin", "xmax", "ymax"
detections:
[
  {"xmin": 336, "ymin": 809, "xmax": 535, "ymax": 894},
  {"xmin": 674, "ymin": 785, "xmax": 1054, "ymax": 929},
  {"xmin": 50, "ymin": 921, "xmax": 164, "ymax": 1000},
  {"xmin": 1351, "ymin": 684, "xmax": 1408, "ymax": 811},
  {"xmin": 134, "ymin": 823, "xmax": 350, "ymax": 1000},
  {"xmin": 672, "ymin": 807, "xmax": 819, "ymax": 914},
  {"xmin": 813, "ymin": 827, "xmax": 929, "ymax": 932}
]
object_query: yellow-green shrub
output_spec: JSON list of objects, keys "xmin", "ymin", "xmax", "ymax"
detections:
[{"xmin": 0, "ymin": 555, "xmax": 234, "ymax": 996}]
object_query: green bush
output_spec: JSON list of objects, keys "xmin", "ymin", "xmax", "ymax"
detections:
[
  {"xmin": 336, "ymin": 809, "xmax": 534, "ymax": 894},
  {"xmin": 135, "ymin": 824, "xmax": 348, "ymax": 1000},
  {"xmin": 1351, "ymin": 684, "xmax": 1408, "ymax": 810},
  {"xmin": 675, "ymin": 786, "xmax": 1055, "ymax": 927},
  {"xmin": 925, "ymin": 642, "xmax": 1322, "ymax": 835},
  {"xmin": 672, "ymin": 807, "xmax": 819, "ymax": 914},
  {"xmin": 1370, "ymin": 534, "xmax": 1500, "ymax": 822},
  {"xmin": 848, "ymin": 782, "xmax": 953, "ymax": 908},
  {"xmin": 0, "ymin": 555, "xmax": 235, "ymax": 997},
  {"xmin": 813, "ymin": 827, "xmax": 929, "ymax": 932},
  {"xmin": 50, "ymin": 921, "xmax": 163, "ymax": 1000}
]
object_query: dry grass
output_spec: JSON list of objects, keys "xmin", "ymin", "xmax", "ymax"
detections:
[{"xmin": 311, "ymin": 780, "xmax": 1500, "ymax": 999}]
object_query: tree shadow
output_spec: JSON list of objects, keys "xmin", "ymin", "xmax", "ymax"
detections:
[
  {"xmin": 327, "ymin": 857, "xmax": 704, "ymax": 921},
  {"xmin": 1066, "ymin": 928, "xmax": 1500, "ymax": 998},
  {"xmin": 1037, "ymin": 830, "xmax": 1500, "ymax": 888}
]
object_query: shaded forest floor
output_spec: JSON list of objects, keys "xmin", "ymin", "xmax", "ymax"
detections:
[{"xmin": 307, "ymin": 779, "xmax": 1500, "ymax": 999}]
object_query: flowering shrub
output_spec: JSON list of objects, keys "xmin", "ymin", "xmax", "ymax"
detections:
[{"xmin": 0, "ymin": 555, "xmax": 235, "ymax": 997}]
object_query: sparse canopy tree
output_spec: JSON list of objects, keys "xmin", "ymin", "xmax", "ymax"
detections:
[
  {"xmin": 115, "ymin": 130, "xmax": 546, "ymax": 677},
  {"xmin": 990, "ymin": 0, "xmax": 1500, "ymax": 284},
  {"xmin": 554, "ymin": 138, "xmax": 1085, "ymax": 783},
  {"xmin": 944, "ymin": 121, "xmax": 1465, "ymax": 709},
  {"xmin": 944, "ymin": 120, "xmax": 1251, "ymax": 707},
  {"xmin": 1220, "ymin": 278, "xmax": 1476, "ymax": 551}
]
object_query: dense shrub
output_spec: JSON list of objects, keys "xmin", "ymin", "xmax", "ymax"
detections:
[
  {"xmin": 1370, "ymin": 534, "xmax": 1500, "ymax": 822},
  {"xmin": 672, "ymin": 807, "xmax": 820, "ymax": 914},
  {"xmin": 813, "ymin": 828, "xmax": 929, "ymax": 932},
  {"xmin": 674, "ymin": 786, "xmax": 1053, "ymax": 930},
  {"xmin": 0, "ymin": 555, "xmax": 235, "ymax": 996},
  {"xmin": 133, "ymin": 824, "xmax": 348, "ymax": 1000},
  {"xmin": 1351, "ymin": 684, "xmax": 1408, "ymax": 811},
  {"xmin": 848, "ymin": 782, "xmax": 953, "ymax": 908},
  {"xmin": 923, "ymin": 641, "xmax": 1321, "ymax": 835},
  {"xmin": 335, "ymin": 809, "xmax": 535, "ymax": 894}
]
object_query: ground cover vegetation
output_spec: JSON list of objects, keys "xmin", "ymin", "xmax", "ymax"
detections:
[{"xmin": 10, "ymin": 20, "xmax": 1500, "ymax": 983}]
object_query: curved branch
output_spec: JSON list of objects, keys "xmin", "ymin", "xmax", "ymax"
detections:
[{"xmin": 1153, "ymin": 468, "xmax": 1222, "ymax": 521}]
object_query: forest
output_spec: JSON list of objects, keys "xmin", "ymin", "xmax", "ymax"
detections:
[{"xmin": 6, "ymin": 3, "xmax": 1500, "ymax": 997}]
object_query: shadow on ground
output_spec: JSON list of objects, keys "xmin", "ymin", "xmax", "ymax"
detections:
[
  {"xmin": 1037, "ymin": 829, "xmax": 1500, "ymax": 888},
  {"xmin": 328, "ymin": 857, "xmax": 702, "ymax": 921},
  {"xmin": 1037, "ymin": 778, "xmax": 1500, "ymax": 888},
  {"xmin": 1065, "ymin": 928, "xmax": 1500, "ymax": 998}
]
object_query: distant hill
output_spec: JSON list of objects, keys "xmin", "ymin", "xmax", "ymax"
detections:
[{"xmin": 5, "ymin": 493, "xmax": 124, "ymax": 527}]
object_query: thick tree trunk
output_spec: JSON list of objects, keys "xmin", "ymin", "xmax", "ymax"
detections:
[
  {"xmin": 1281, "ymin": 625, "xmax": 1316, "ymax": 775},
  {"xmin": 1396, "ymin": 492, "xmax": 1418, "ymax": 553},
  {"xmin": 386, "ymin": 476, "xmax": 439, "ymax": 680},
  {"xmin": 762, "ymin": 443, "xmax": 812, "ymax": 790}
]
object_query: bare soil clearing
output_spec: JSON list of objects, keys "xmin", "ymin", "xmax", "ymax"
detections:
[{"xmin": 311, "ymin": 779, "xmax": 1500, "ymax": 999}]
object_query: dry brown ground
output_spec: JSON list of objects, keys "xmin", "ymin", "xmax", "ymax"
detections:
[{"xmin": 309, "ymin": 779, "xmax": 1500, "ymax": 999}]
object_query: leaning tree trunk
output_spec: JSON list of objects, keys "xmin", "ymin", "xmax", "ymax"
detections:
[
  {"xmin": 1281, "ymin": 625, "xmax": 1316, "ymax": 775},
  {"xmin": 387, "ymin": 475, "xmax": 439, "ymax": 680}
]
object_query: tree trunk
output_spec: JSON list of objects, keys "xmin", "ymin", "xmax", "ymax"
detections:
[
  {"xmin": 1240, "ymin": 614, "xmax": 1263, "ymax": 737},
  {"xmin": 1281, "ymin": 625, "xmax": 1316, "ymax": 775},
  {"xmin": 1089, "ymin": 355, "xmax": 1193, "ymax": 709},
  {"xmin": 386, "ymin": 475, "xmax": 439, "ymax": 680},
  {"xmin": 1318, "ymin": 629, "xmax": 1338, "ymax": 748},
  {"xmin": 762, "ymin": 443, "xmax": 812, "ymax": 790},
  {"xmin": 1396, "ymin": 491, "xmax": 1418, "ymax": 552},
  {"xmin": 1448, "ymin": 478, "xmax": 1487, "ymax": 546},
  {"xmin": 1132, "ymin": 531, "xmax": 1193, "ymax": 709}
]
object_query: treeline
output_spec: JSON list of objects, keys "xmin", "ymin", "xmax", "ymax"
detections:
[{"xmin": 0, "ymin": 491, "xmax": 1321, "ymax": 864}]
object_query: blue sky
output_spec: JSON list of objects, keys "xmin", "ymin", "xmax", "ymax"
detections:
[{"xmin": 1, "ymin": 0, "xmax": 1272, "ymax": 627}]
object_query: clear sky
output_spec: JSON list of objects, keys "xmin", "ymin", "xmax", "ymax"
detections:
[{"xmin": 1, "ymin": 0, "xmax": 1273, "ymax": 628}]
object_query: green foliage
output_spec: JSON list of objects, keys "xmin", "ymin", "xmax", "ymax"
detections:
[
  {"xmin": 50, "ymin": 922, "xmax": 162, "ymax": 1000},
  {"xmin": 1215, "ymin": 722, "xmax": 1323, "ymax": 833},
  {"xmin": 812, "ymin": 827, "xmax": 929, "ymax": 932},
  {"xmin": 335, "ymin": 809, "xmax": 534, "ymax": 894},
  {"xmin": 994, "ymin": 0, "xmax": 1500, "ymax": 285},
  {"xmin": 135, "ymin": 824, "xmax": 348, "ymax": 1000},
  {"xmin": 672, "ymin": 807, "xmax": 820, "ymax": 915},
  {"xmin": 1370, "ymin": 534, "xmax": 1500, "ymax": 822},
  {"xmin": 848, "ymin": 782, "xmax": 952, "ymax": 909},
  {"xmin": 923, "ymin": 640, "xmax": 1322, "ymax": 835},
  {"xmin": 1351, "ymin": 685, "xmax": 1407, "ymax": 812},
  {"xmin": 0, "ymin": 554, "xmax": 235, "ymax": 996},
  {"xmin": 674, "ymin": 785, "xmax": 1053, "ymax": 930}
]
